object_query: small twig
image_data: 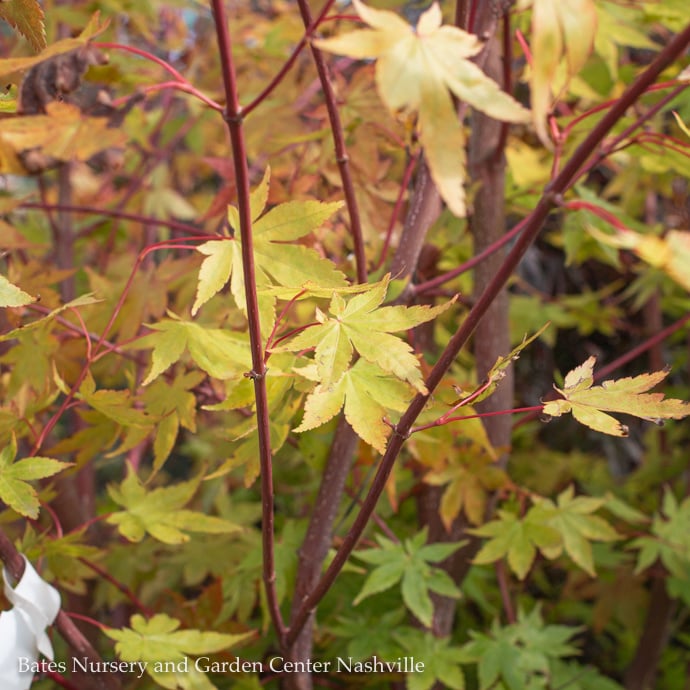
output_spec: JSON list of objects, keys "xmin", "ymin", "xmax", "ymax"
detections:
[
  {"xmin": 296, "ymin": 0, "xmax": 368, "ymax": 284},
  {"xmin": 95, "ymin": 42, "xmax": 222, "ymax": 110},
  {"xmin": 127, "ymin": 81, "xmax": 223, "ymax": 111},
  {"xmin": 412, "ymin": 215, "xmax": 529, "ymax": 297},
  {"xmin": 264, "ymin": 289, "xmax": 307, "ymax": 357},
  {"xmin": 20, "ymin": 202, "xmax": 209, "ymax": 238},
  {"xmin": 80, "ymin": 559, "xmax": 154, "ymax": 617},
  {"xmin": 243, "ymin": 1, "xmax": 339, "ymax": 116},
  {"xmin": 412, "ymin": 405, "xmax": 543, "ymax": 434},
  {"xmin": 210, "ymin": 0, "xmax": 286, "ymax": 645}
]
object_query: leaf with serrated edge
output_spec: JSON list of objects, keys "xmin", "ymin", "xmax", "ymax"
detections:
[
  {"xmin": 193, "ymin": 177, "xmax": 346, "ymax": 314},
  {"xmin": 141, "ymin": 320, "xmax": 251, "ymax": 385},
  {"xmin": 543, "ymin": 357, "xmax": 690, "ymax": 437},
  {"xmin": 295, "ymin": 359, "xmax": 414, "ymax": 452},
  {"xmin": 0, "ymin": 436, "xmax": 71, "ymax": 518},
  {"xmin": 0, "ymin": 0, "xmax": 46, "ymax": 52},
  {"xmin": 104, "ymin": 613, "xmax": 251, "ymax": 665},
  {"xmin": 106, "ymin": 467, "xmax": 241, "ymax": 544},
  {"xmin": 0, "ymin": 274, "xmax": 34, "ymax": 307},
  {"xmin": 192, "ymin": 240, "xmax": 235, "ymax": 316},
  {"xmin": 284, "ymin": 275, "xmax": 454, "ymax": 390},
  {"xmin": 315, "ymin": 1, "xmax": 529, "ymax": 215},
  {"xmin": 0, "ymin": 12, "xmax": 108, "ymax": 78}
]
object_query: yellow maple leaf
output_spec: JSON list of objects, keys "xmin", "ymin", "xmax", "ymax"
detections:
[
  {"xmin": 590, "ymin": 226, "xmax": 690, "ymax": 293},
  {"xmin": 543, "ymin": 357, "xmax": 690, "ymax": 437},
  {"xmin": 0, "ymin": 102, "xmax": 126, "ymax": 171},
  {"xmin": 314, "ymin": 1, "xmax": 530, "ymax": 216},
  {"xmin": 0, "ymin": 0, "xmax": 46, "ymax": 52},
  {"xmin": 517, "ymin": 0, "xmax": 597, "ymax": 144}
]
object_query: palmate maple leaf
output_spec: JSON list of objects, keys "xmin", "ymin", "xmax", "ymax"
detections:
[
  {"xmin": 192, "ymin": 168, "xmax": 346, "ymax": 333},
  {"xmin": 543, "ymin": 357, "xmax": 690, "ymax": 437},
  {"xmin": 314, "ymin": 1, "xmax": 530, "ymax": 216},
  {"xmin": 282, "ymin": 275, "xmax": 454, "ymax": 392}
]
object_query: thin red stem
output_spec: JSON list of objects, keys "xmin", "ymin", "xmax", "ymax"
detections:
[
  {"xmin": 562, "ymin": 200, "xmax": 632, "ymax": 231},
  {"xmin": 65, "ymin": 611, "xmax": 108, "ymax": 631},
  {"xmin": 412, "ymin": 406, "xmax": 543, "ymax": 434},
  {"xmin": 296, "ymin": 0, "xmax": 368, "ymax": 284},
  {"xmin": 130, "ymin": 81, "xmax": 223, "ymax": 111},
  {"xmin": 243, "ymin": 0, "xmax": 339, "ymax": 116},
  {"xmin": 515, "ymin": 29, "xmax": 532, "ymax": 67},
  {"xmin": 413, "ymin": 215, "xmax": 529, "ymax": 296},
  {"xmin": 96, "ymin": 42, "xmax": 188, "ymax": 82},
  {"xmin": 265, "ymin": 290, "xmax": 307, "ymax": 356},
  {"xmin": 210, "ymin": 0, "xmax": 286, "ymax": 644},
  {"xmin": 20, "ymin": 202, "xmax": 210, "ymax": 238},
  {"xmin": 80, "ymin": 559, "xmax": 154, "ymax": 617}
]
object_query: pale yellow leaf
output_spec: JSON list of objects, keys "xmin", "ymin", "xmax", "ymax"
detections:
[
  {"xmin": 0, "ymin": 274, "xmax": 34, "ymax": 307},
  {"xmin": 315, "ymin": 1, "xmax": 529, "ymax": 216},
  {"xmin": 526, "ymin": 0, "xmax": 597, "ymax": 143},
  {"xmin": 543, "ymin": 357, "xmax": 690, "ymax": 436}
]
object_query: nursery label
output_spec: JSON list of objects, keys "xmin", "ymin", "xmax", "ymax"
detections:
[{"xmin": 17, "ymin": 655, "xmax": 425, "ymax": 679}]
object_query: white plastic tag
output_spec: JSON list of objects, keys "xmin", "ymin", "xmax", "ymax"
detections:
[{"xmin": 0, "ymin": 557, "xmax": 61, "ymax": 690}]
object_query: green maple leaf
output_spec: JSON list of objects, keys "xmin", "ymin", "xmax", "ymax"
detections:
[
  {"xmin": 105, "ymin": 613, "xmax": 250, "ymax": 659},
  {"xmin": 353, "ymin": 530, "xmax": 463, "ymax": 628},
  {"xmin": 74, "ymin": 371, "xmax": 152, "ymax": 427},
  {"xmin": 282, "ymin": 275, "xmax": 454, "ymax": 392},
  {"xmin": 192, "ymin": 168, "xmax": 347, "ymax": 321},
  {"xmin": 295, "ymin": 358, "xmax": 415, "ymax": 453},
  {"xmin": 0, "ymin": 435, "xmax": 71, "ymax": 519},
  {"xmin": 462, "ymin": 607, "xmax": 580, "ymax": 690},
  {"xmin": 329, "ymin": 609, "xmax": 406, "ymax": 662},
  {"xmin": 543, "ymin": 356, "xmax": 690, "ymax": 437},
  {"xmin": 47, "ymin": 407, "xmax": 123, "ymax": 466},
  {"xmin": 140, "ymin": 317, "xmax": 251, "ymax": 385},
  {"xmin": 472, "ymin": 487, "xmax": 619, "ymax": 578},
  {"xmin": 470, "ymin": 507, "xmax": 562, "ymax": 580},
  {"xmin": 315, "ymin": 1, "xmax": 529, "ymax": 216},
  {"xmin": 105, "ymin": 613, "xmax": 252, "ymax": 690},
  {"xmin": 630, "ymin": 490, "xmax": 690, "ymax": 580},
  {"xmin": 106, "ymin": 467, "xmax": 242, "ymax": 544},
  {"xmin": 142, "ymin": 371, "xmax": 204, "ymax": 477},
  {"xmin": 395, "ymin": 628, "xmax": 468, "ymax": 690},
  {"xmin": 22, "ymin": 527, "xmax": 103, "ymax": 594},
  {"xmin": 530, "ymin": 486, "xmax": 620, "ymax": 576}
]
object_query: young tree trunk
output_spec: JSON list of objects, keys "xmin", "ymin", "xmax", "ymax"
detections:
[{"xmin": 286, "ymin": 419, "xmax": 360, "ymax": 690}]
